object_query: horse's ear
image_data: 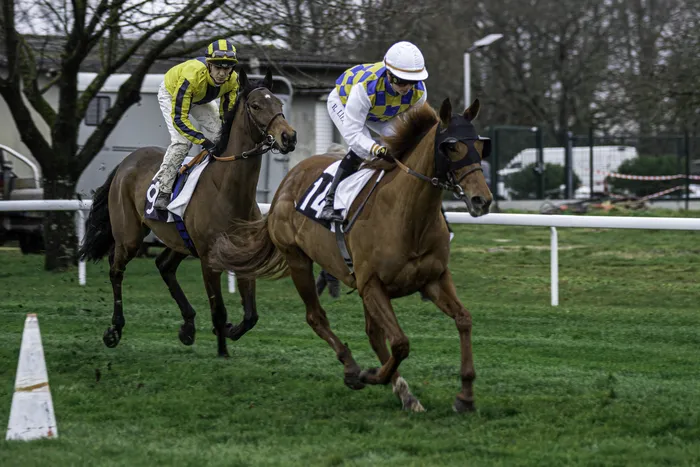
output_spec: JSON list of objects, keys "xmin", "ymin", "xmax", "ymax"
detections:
[
  {"xmin": 238, "ymin": 68, "xmax": 249, "ymax": 89},
  {"xmin": 464, "ymin": 98, "xmax": 480, "ymax": 121},
  {"xmin": 263, "ymin": 68, "xmax": 273, "ymax": 90},
  {"xmin": 439, "ymin": 98, "xmax": 452, "ymax": 127}
]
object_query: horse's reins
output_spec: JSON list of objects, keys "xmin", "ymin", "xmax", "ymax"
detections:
[
  {"xmin": 212, "ymin": 88, "xmax": 285, "ymax": 162},
  {"xmin": 392, "ymin": 158, "xmax": 482, "ymax": 191},
  {"xmin": 387, "ymin": 118, "xmax": 489, "ymax": 212},
  {"xmin": 390, "ymin": 153, "xmax": 483, "ymax": 215}
]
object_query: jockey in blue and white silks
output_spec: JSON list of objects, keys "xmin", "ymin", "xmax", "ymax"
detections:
[{"xmin": 319, "ymin": 41, "xmax": 429, "ymax": 222}]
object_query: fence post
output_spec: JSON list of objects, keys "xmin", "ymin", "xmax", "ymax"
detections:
[
  {"xmin": 228, "ymin": 271, "xmax": 236, "ymax": 293},
  {"xmin": 589, "ymin": 127, "xmax": 594, "ymax": 196},
  {"xmin": 491, "ymin": 127, "xmax": 499, "ymax": 209},
  {"xmin": 685, "ymin": 131, "xmax": 691, "ymax": 211},
  {"xmin": 535, "ymin": 127, "xmax": 544, "ymax": 199},
  {"xmin": 550, "ymin": 227, "xmax": 559, "ymax": 306}
]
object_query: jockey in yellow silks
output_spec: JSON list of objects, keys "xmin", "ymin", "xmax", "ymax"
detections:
[
  {"xmin": 153, "ymin": 39, "xmax": 240, "ymax": 210},
  {"xmin": 318, "ymin": 41, "xmax": 429, "ymax": 222}
]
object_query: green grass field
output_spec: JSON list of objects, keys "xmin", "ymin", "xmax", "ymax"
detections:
[{"xmin": 1, "ymin": 210, "xmax": 699, "ymax": 466}]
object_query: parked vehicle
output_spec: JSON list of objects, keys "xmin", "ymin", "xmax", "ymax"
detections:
[
  {"xmin": 0, "ymin": 144, "xmax": 44, "ymax": 253},
  {"xmin": 497, "ymin": 145, "xmax": 639, "ymax": 200}
]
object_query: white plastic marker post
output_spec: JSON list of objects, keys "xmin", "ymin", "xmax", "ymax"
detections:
[
  {"xmin": 228, "ymin": 271, "xmax": 236, "ymax": 293},
  {"xmin": 6, "ymin": 314, "xmax": 58, "ymax": 441}
]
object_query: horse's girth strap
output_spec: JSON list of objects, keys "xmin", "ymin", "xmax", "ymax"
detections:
[{"xmin": 178, "ymin": 149, "xmax": 208, "ymax": 174}]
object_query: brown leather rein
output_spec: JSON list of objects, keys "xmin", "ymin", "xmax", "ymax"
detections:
[
  {"xmin": 212, "ymin": 88, "xmax": 285, "ymax": 162},
  {"xmin": 389, "ymin": 150, "xmax": 484, "ymax": 213},
  {"xmin": 392, "ymin": 157, "xmax": 483, "ymax": 191}
]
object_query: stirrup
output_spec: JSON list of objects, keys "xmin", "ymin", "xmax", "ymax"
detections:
[
  {"xmin": 319, "ymin": 201, "xmax": 342, "ymax": 221},
  {"xmin": 154, "ymin": 192, "xmax": 171, "ymax": 210}
]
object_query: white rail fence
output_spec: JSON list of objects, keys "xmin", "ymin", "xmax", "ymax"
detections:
[{"xmin": 3, "ymin": 199, "xmax": 700, "ymax": 306}]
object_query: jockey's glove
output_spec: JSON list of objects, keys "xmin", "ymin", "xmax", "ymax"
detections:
[
  {"xmin": 371, "ymin": 144, "xmax": 389, "ymax": 160},
  {"xmin": 202, "ymin": 139, "xmax": 217, "ymax": 156}
]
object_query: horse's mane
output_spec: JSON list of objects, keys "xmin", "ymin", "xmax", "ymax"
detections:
[
  {"xmin": 213, "ymin": 77, "xmax": 266, "ymax": 155},
  {"xmin": 363, "ymin": 103, "xmax": 438, "ymax": 171}
]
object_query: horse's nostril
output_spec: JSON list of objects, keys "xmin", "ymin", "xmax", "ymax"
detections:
[{"xmin": 471, "ymin": 196, "xmax": 486, "ymax": 207}]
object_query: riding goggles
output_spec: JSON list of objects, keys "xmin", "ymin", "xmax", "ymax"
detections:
[{"xmin": 387, "ymin": 72, "xmax": 418, "ymax": 86}]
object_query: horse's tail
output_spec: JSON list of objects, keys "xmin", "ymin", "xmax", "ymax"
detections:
[
  {"xmin": 210, "ymin": 216, "xmax": 289, "ymax": 279},
  {"xmin": 78, "ymin": 166, "xmax": 118, "ymax": 263}
]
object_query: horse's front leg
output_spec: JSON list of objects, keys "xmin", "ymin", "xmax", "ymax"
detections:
[
  {"xmin": 359, "ymin": 275, "xmax": 410, "ymax": 386},
  {"xmin": 422, "ymin": 269, "xmax": 476, "ymax": 413},
  {"xmin": 363, "ymin": 304, "xmax": 424, "ymax": 412}
]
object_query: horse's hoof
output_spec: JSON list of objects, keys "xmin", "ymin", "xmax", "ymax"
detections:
[
  {"xmin": 226, "ymin": 323, "xmax": 245, "ymax": 341},
  {"xmin": 344, "ymin": 371, "xmax": 366, "ymax": 390},
  {"xmin": 359, "ymin": 367, "xmax": 382, "ymax": 385},
  {"xmin": 402, "ymin": 395, "xmax": 426, "ymax": 413},
  {"xmin": 178, "ymin": 323, "xmax": 196, "ymax": 346},
  {"xmin": 453, "ymin": 396, "xmax": 475, "ymax": 413},
  {"xmin": 103, "ymin": 327, "xmax": 121, "ymax": 348},
  {"xmin": 217, "ymin": 351, "xmax": 230, "ymax": 358}
]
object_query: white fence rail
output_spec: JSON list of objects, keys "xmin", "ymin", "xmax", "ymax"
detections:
[{"xmin": 3, "ymin": 199, "xmax": 700, "ymax": 306}]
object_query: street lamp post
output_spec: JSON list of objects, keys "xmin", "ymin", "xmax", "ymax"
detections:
[{"xmin": 463, "ymin": 33, "xmax": 503, "ymax": 107}]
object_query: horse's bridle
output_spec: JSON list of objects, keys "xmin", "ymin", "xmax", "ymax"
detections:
[
  {"xmin": 212, "ymin": 88, "xmax": 285, "ymax": 162},
  {"xmin": 390, "ymin": 117, "xmax": 490, "ymax": 210}
]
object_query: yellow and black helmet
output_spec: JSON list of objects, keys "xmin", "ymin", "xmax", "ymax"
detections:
[{"xmin": 205, "ymin": 39, "xmax": 238, "ymax": 68}]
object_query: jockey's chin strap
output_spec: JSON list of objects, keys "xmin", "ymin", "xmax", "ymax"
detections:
[{"xmin": 212, "ymin": 88, "xmax": 285, "ymax": 162}]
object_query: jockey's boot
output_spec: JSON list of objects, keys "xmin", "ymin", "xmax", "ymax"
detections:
[
  {"xmin": 154, "ymin": 190, "xmax": 172, "ymax": 210},
  {"xmin": 316, "ymin": 270, "xmax": 341, "ymax": 298},
  {"xmin": 326, "ymin": 272, "xmax": 341, "ymax": 298},
  {"xmin": 318, "ymin": 150, "xmax": 362, "ymax": 222}
]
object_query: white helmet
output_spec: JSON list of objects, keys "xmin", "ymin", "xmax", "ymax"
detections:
[{"xmin": 383, "ymin": 41, "xmax": 429, "ymax": 81}]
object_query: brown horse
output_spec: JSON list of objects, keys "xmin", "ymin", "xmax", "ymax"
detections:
[
  {"xmin": 211, "ymin": 98, "xmax": 492, "ymax": 412},
  {"xmin": 78, "ymin": 70, "xmax": 297, "ymax": 357}
]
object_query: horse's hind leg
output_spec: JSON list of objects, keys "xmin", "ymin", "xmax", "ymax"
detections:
[
  {"xmin": 422, "ymin": 269, "xmax": 476, "ymax": 413},
  {"xmin": 104, "ymin": 238, "xmax": 143, "ymax": 348},
  {"xmin": 286, "ymin": 249, "xmax": 364, "ymax": 390},
  {"xmin": 225, "ymin": 275, "xmax": 258, "ymax": 341},
  {"xmin": 156, "ymin": 248, "xmax": 196, "ymax": 345},
  {"xmin": 364, "ymin": 305, "xmax": 424, "ymax": 412}
]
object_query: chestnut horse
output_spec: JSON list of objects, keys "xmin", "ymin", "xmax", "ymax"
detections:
[
  {"xmin": 78, "ymin": 70, "xmax": 297, "ymax": 357},
  {"xmin": 211, "ymin": 98, "xmax": 492, "ymax": 412}
]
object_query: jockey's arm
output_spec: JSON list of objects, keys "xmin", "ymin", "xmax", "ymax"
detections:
[
  {"xmin": 170, "ymin": 75, "xmax": 208, "ymax": 145},
  {"xmin": 343, "ymin": 85, "xmax": 386, "ymax": 159},
  {"xmin": 218, "ymin": 76, "xmax": 239, "ymax": 120}
]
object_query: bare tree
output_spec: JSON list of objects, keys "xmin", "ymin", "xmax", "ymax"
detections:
[{"xmin": 0, "ymin": 0, "xmax": 278, "ymax": 270}]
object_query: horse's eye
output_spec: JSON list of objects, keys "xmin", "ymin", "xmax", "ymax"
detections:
[
  {"xmin": 447, "ymin": 143, "xmax": 457, "ymax": 152},
  {"xmin": 251, "ymin": 104, "xmax": 261, "ymax": 110}
]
